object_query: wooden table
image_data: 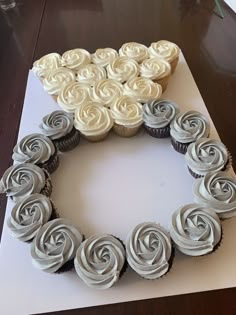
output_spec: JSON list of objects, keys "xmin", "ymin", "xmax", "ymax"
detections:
[{"xmin": 0, "ymin": 1, "xmax": 236, "ymax": 314}]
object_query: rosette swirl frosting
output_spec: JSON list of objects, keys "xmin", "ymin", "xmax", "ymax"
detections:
[
  {"xmin": 185, "ymin": 138, "xmax": 229, "ymax": 176},
  {"xmin": 193, "ymin": 172, "xmax": 236, "ymax": 219},
  {"xmin": 170, "ymin": 110, "xmax": 210, "ymax": 143},
  {"xmin": 119, "ymin": 42, "xmax": 149, "ymax": 63},
  {"xmin": 92, "ymin": 79, "xmax": 123, "ymax": 107},
  {"xmin": 61, "ymin": 48, "xmax": 91, "ymax": 70},
  {"xmin": 0, "ymin": 163, "xmax": 46, "ymax": 202},
  {"xmin": 170, "ymin": 204, "xmax": 221, "ymax": 256},
  {"xmin": 140, "ymin": 57, "xmax": 171, "ymax": 80},
  {"xmin": 126, "ymin": 223, "xmax": 172, "ymax": 279},
  {"xmin": 124, "ymin": 77, "xmax": 162, "ymax": 103},
  {"xmin": 106, "ymin": 56, "xmax": 139, "ymax": 83},
  {"xmin": 31, "ymin": 218, "xmax": 83, "ymax": 273},
  {"xmin": 32, "ymin": 53, "xmax": 62, "ymax": 78},
  {"xmin": 110, "ymin": 96, "xmax": 143, "ymax": 127},
  {"xmin": 74, "ymin": 234, "xmax": 125, "ymax": 289},
  {"xmin": 74, "ymin": 101, "xmax": 113, "ymax": 136},
  {"xmin": 149, "ymin": 40, "xmax": 180, "ymax": 62},
  {"xmin": 43, "ymin": 67, "xmax": 76, "ymax": 95},
  {"xmin": 92, "ymin": 48, "xmax": 118, "ymax": 67},
  {"xmin": 143, "ymin": 99, "xmax": 179, "ymax": 128},
  {"xmin": 57, "ymin": 82, "xmax": 92, "ymax": 112},
  {"xmin": 12, "ymin": 133, "xmax": 55, "ymax": 164},
  {"xmin": 77, "ymin": 64, "xmax": 106, "ymax": 86},
  {"xmin": 40, "ymin": 111, "xmax": 74, "ymax": 140},
  {"xmin": 7, "ymin": 194, "xmax": 52, "ymax": 242}
]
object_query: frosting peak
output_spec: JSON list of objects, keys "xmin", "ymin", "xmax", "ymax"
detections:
[
  {"xmin": 92, "ymin": 48, "xmax": 118, "ymax": 67},
  {"xmin": 149, "ymin": 40, "xmax": 179, "ymax": 62},
  {"xmin": 61, "ymin": 48, "xmax": 91, "ymax": 70},
  {"xmin": 106, "ymin": 56, "xmax": 139, "ymax": 83},
  {"xmin": 119, "ymin": 42, "xmax": 149, "ymax": 63},
  {"xmin": 76, "ymin": 64, "xmax": 106, "ymax": 86},
  {"xmin": 32, "ymin": 53, "xmax": 62, "ymax": 78}
]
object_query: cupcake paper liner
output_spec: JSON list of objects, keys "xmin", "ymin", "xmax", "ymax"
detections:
[
  {"xmin": 112, "ymin": 236, "xmax": 128, "ymax": 279},
  {"xmin": 171, "ymin": 137, "xmax": 191, "ymax": 154},
  {"xmin": 187, "ymin": 166, "xmax": 203, "ymax": 179},
  {"xmin": 53, "ymin": 127, "xmax": 80, "ymax": 152},
  {"xmin": 113, "ymin": 123, "xmax": 141, "ymax": 138},
  {"xmin": 40, "ymin": 170, "xmax": 52, "ymax": 197},
  {"xmin": 154, "ymin": 74, "xmax": 170, "ymax": 93},
  {"xmin": 83, "ymin": 131, "xmax": 109, "ymax": 142},
  {"xmin": 170, "ymin": 56, "xmax": 179, "ymax": 74},
  {"xmin": 144, "ymin": 124, "xmax": 170, "ymax": 138},
  {"xmin": 37, "ymin": 149, "xmax": 60, "ymax": 174}
]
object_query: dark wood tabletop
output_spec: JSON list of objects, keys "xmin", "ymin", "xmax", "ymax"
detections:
[{"xmin": 0, "ymin": 0, "xmax": 236, "ymax": 314}]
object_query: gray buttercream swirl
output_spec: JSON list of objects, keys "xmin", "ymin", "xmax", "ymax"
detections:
[
  {"xmin": 74, "ymin": 234, "xmax": 125, "ymax": 289},
  {"xmin": 0, "ymin": 163, "xmax": 46, "ymax": 202},
  {"xmin": 7, "ymin": 193, "xmax": 52, "ymax": 241},
  {"xmin": 185, "ymin": 138, "xmax": 229, "ymax": 176},
  {"xmin": 193, "ymin": 171, "xmax": 236, "ymax": 219},
  {"xmin": 39, "ymin": 110, "xmax": 74, "ymax": 140},
  {"xmin": 170, "ymin": 110, "xmax": 210, "ymax": 143},
  {"xmin": 170, "ymin": 203, "xmax": 221, "ymax": 256},
  {"xmin": 12, "ymin": 133, "xmax": 55, "ymax": 164},
  {"xmin": 143, "ymin": 99, "xmax": 179, "ymax": 128},
  {"xmin": 126, "ymin": 222, "xmax": 172, "ymax": 279},
  {"xmin": 31, "ymin": 218, "xmax": 83, "ymax": 273}
]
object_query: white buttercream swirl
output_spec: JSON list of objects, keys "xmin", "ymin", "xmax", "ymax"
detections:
[
  {"xmin": 106, "ymin": 56, "xmax": 139, "ymax": 83},
  {"xmin": 77, "ymin": 64, "xmax": 106, "ymax": 86},
  {"xmin": 61, "ymin": 48, "xmax": 91, "ymax": 70},
  {"xmin": 31, "ymin": 218, "xmax": 83, "ymax": 273},
  {"xmin": 140, "ymin": 57, "xmax": 171, "ymax": 80},
  {"xmin": 92, "ymin": 79, "xmax": 123, "ymax": 107},
  {"xmin": 149, "ymin": 40, "xmax": 180, "ymax": 62},
  {"xmin": 74, "ymin": 234, "xmax": 125, "ymax": 289},
  {"xmin": 32, "ymin": 53, "xmax": 62, "ymax": 78},
  {"xmin": 126, "ymin": 222, "xmax": 172, "ymax": 279},
  {"xmin": 119, "ymin": 42, "xmax": 149, "ymax": 63},
  {"xmin": 170, "ymin": 204, "xmax": 221, "ymax": 256},
  {"xmin": 7, "ymin": 194, "xmax": 52, "ymax": 242},
  {"xmin": 92, "ymin": 48, "xmax": 118, "ymax": 67}
]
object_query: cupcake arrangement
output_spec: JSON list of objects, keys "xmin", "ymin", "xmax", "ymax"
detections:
[{"xmin": 0, "ymin": 40, "xmax": 235, "ymax": 290}]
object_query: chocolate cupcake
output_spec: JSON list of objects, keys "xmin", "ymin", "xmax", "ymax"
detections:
[
  {"xmin": 170, "ymin": 204, "xmax": 222, "ymax": 256},
  {"xmin": 0, "ymin": 163, "xmax": 52, "ymax": 202},
  {"xmin": 126, "ymin": 222, "xmax": 173, "ymax": 279},
  {"xmin": 12, "ymin": 133, "xmax": 59, "ymax": 174},
  {"xmin": 74, "ymin": 234, "xmax": 126, "ymax": 289},
  {"xmin": 185, "ymin": 138, "xmax": 230, "ymax": 178},
  {"xmin": 40, "ymin": 111, "xmax": 80, "ymax": 152},
  {"xmin": 143, "ymin": 99, "xmax": 179, "ymax": 138},
  {"xmin": 31, "ymin": 218, "xmax": 83, "ymax": 273},
  {"xmin": 170, "ymin": 110, "xmax": 210, "ymax": 154}
]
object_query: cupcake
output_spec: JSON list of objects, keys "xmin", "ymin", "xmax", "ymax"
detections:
[
  {"xmin": 57, "ymin": 82, "xmax": 92, "ymax": 113},
  {"xmin": 92, "ymin": 48, "xmax": 118, "ymax": 67},
  {"xmin": 92, "ymin": 79, "xmax": 123, "ymax": 108},
  {"xmin": 32, "ymin": 53, "xmax": 62, "ymax": 78},
  {"xmin": 140, "ymin": 58, "xmax": 171, "ymax": 92},
  {"xmin": 74, "ymin": 101, "xmax": 113, "ymax": 142},
  {"xmin": 119, "ymin": 42, "xmax": 149, "ymax": 63},
  {"xmin": 74, "ymin": 234, "xmax": 126, "ymax": 289},
  {"xmin": 40, "ymin": 111, "xmax": 80, "ymax": 152},
  {"xmin": 61, "ymin": 48, "xmax": 91, "ymax": 71},
  {"xmin": 123, "ymin": 77, "xmax": 162, "ymax": 103},
  {"xmin": 193, "ymin": 171, "xmax": 236, "ymax": 219},
  {"xmin": 106, "ymin": 56, "xmax": 139, "ymax": 83},
  {"xmin": 31, "ymin": 218, "xmax": 83, "ymax": 273},
  {"xmin": 76, "ymin": 64, "xmax": 106, "ymax": 86},
  {"xmin": 185, "ymin": 138, "xmax": 230, "ymax": 178},
  {"xmin": 170, "ymin": 204, "xmax": 222, "ymax": 256},
  {"xmin": 12, "ymin": 133, "xmax": 59, "ymax": 174},
  {"xmin": 110, "ymin": 96, "xmax": 143, "ymax": 137},
  {"xmin": 7, "ymin": 193, "xmax": 56, "ymax": 242},
  {"xmin": 0, "ymin": 163, "xmax": 52, "ymax": 202},
  {"xmin": 149, "ymin": 40, "xmax": 180, "ymax": 73},
  {"xmin": 170, "ymin": 110, "xmax": 210, "ymax": 154},
  {"xmin": 126, "ymin": 222, "xmax": 173, "ymax": 279},
  {"xmin": 143, "ymin": 99, "xmax": 179, "ymax": 138}
]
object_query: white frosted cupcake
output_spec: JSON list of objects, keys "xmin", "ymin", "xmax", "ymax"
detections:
[
  {"xmin": 106, "ymin": 56, "xmax": 139, "ymax": 83},
  {"xmin": 32, "ymin": 53, "xmax": 62, "ymax": 78},
  {"xmin": 123, "ymin": 77, "xmax": 162, "ymax": 103},
  {"xmin": 74, "ymin": 101, "xmax": 113, "ymax": 142},
  {"xmin": 119, "ymin": 42, "xmax": 149, "ymax": 63},
  {"xmin": 92, "ymin": 48, "xmax": 118, "ymax": 67},
  {"xmin": 61, "ymin": 48, "xmax": 91, "ymax": 71},
  {"xmin": 76, "ymin": 64, "xmax": 106, "ymax": 86},
  {"xmin": 110, "ymin": 96, "xmax": 143, "ymax": 137},
  {"xmin": 149, "ymin": 40, "xmax": 180, "ymax": 73},
  {"xmin": 92, "ymin": 79, "xmax": 123, "ymax": 108}
]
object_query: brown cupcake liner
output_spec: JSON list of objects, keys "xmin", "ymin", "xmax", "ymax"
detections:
[
  {"xmin": 40, "ymin": 170, "xmax": 52, "ymax": 197},
  {"xmin": 171, "ymin": 137, "xmax": 192, "ymax": 154},
  {"xmin": 144, "ymin": 124, "xmax": 170, "ymax": 138},
  {"xmin": 188, "ymin": 167, "xmax": 203, "ymax": 179},
  {"xmin": 49, "ymin": 200, "xmax": 60, "ymax": 220},
  {"xmin": 154, "ymin": 74, "xmax": 170, "ymax": 93},
  {"xmin": 112, "ymin": 236, "xmax": 128, "ymax": 280},
  {"xmin": 83, "ymin": 131, "xmax": 109, "ymax": 142},
  {"xmin": 113, "ymin": 123, "xmax": 141, "ymax": 138},
  {"xmin": 170, "ymin": 56, "xmax": 179, "ymax": 74},
  {"xmin": 53, "ymin": 127, "xmax": 80, "ymax": 152},
  {"xmin": 37, "ymin": 149, "xmax": 60, "ymax": 174}
]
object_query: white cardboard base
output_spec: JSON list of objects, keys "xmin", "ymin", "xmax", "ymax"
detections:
[
  {"xmin": 0, "ymin": 53, "xmax": 236, "ymax": 315},
  {"xmin": 224, "ymin": 0, "xmax": 236, "ymax": 13}
]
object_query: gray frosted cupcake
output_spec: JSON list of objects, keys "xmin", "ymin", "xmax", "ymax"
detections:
[
  {"xmin": 170, "ymin": 204, "xmax": 222, "ymax": 256},
  {"xmin": 0, "ymin": 163, "xmax": 52, "ymax": 202},
  {"xmin": 74, "ymin": 234, "xmax": 126, "ymax": 289},
  {"xmin": 40, "ymin": 110, "xmax": 80, "ymax": 152},
  {"xmin": 126, "ymin": 222, "xmax": 173, "ymax": 279},
  {"xmin": 193, "ymin": 171, "xmax": 236, "ymax": 219},
  {"xmin": 143, "ymin": 99, "xmax": 179, "ymax": 138},
  {"xmin": 170, "ymin": 110, "xmax": 210, "ymax": 154},
  {"xmin": 185, "ymin": 138, "xmax": 230, "ymax": 178},
  {"xmin": 12, "ymin": 133, "xmax": 59, "ymax": 174},
  {"xmin": 31, "ymin": 218, "xmax": 83, "ymax": 273}
]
